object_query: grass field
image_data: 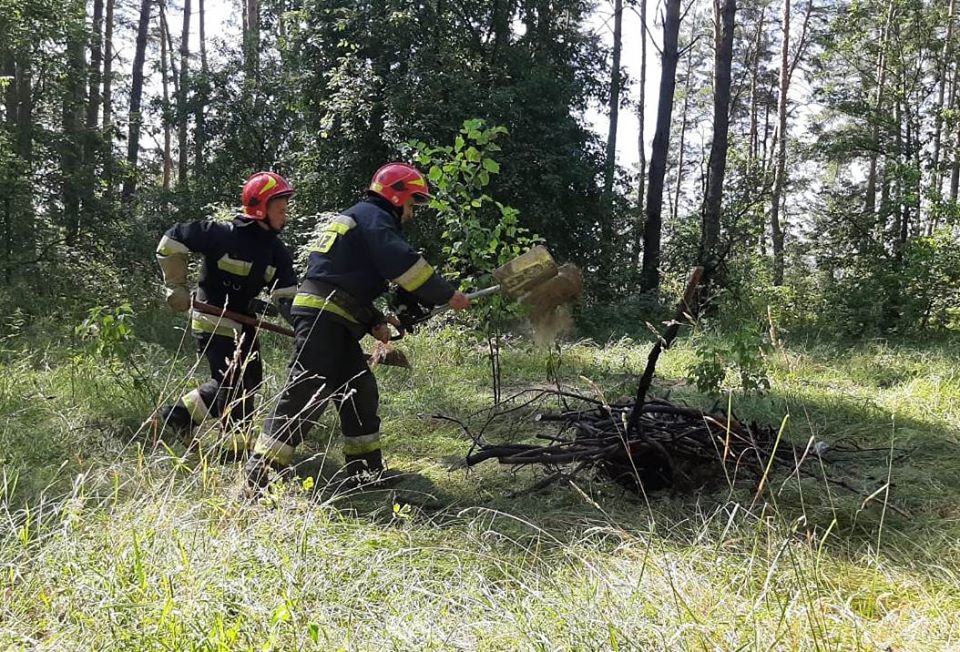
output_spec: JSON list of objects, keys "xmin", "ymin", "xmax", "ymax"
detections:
[{"xmin": 2, "ymin": 314, "xmax": 959, "ymax": 650}]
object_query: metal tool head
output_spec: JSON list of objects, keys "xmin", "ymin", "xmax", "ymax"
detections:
[
  {"xmin": 367, "ymin": 341, "xmax": 412, "ymax": 369},
  {"xmin": 520, "ymin": 263, "xmax": 583, "ymax": 311},
  {"xmin": 492, "ymin": 245, "xmax": 559, "ymax": 299}
]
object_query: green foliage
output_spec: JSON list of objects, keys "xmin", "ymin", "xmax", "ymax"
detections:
[
  {"xmin": 900, "ymin": 229, "xmax": 960, "ymax": 329},
  {"xmin": 409, "ymin": 120, "xmax": 540, "ymax": 282},
  {"xmin": 688, "ymin": 324, "xmax": 773, "ymax": 396},
  {"xmin": 74, "ymin": 303, "xmax": 135, "ymax": 359},
  {"xmin": 72, "ymin": 302, "xmax": 159, "ymax": 411},
  {"xmin": 408, "ymin": 120, "xmax": 541, "ymax": 332}
]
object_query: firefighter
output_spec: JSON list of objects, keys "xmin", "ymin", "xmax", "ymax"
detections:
[
  {"xmin": 155, "ymin": 171, "xmax": 299, "ymax": 452},
  {"xmin": 245, "ymin": 162, "xmax": 470, "ymax": 490}
]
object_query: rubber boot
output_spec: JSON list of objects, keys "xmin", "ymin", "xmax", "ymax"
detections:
[
  {"xmin": 154, "ymin": 404, "xmax": 194, "ymax": 445},
  {"xmin": 244, "ymin": 453, "xmax": 291, "ymax": 492}
]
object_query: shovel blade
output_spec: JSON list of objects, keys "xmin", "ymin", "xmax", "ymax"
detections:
[
  {"xmin": 492, "ymin": 245, "xmax": 559, "ymax": 299},
  {"xmin": 521, "ymin": 263, "xmax": 583, "ymax": 311},
  {"xmin": 366, "ymin": 342, "xmax": 412, "ymax": 369}
]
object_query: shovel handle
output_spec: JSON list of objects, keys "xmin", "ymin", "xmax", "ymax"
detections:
[
  {"xmin": 419, "ymin": 285, "xmax": 502, "ymax": 324},
  {"xmin": 190, "ymin": 297, "xmax": 411, "ymax": 368},
  {"xmin": 191, "ymin": 298, "xmax": 296, "ymax": 337}
]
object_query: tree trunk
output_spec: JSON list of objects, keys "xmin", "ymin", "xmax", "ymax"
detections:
[
  {"xmin": 83, "ymin": 0, "xmax": 105, "ymax": 220},
  {"xmin": 62, "ymin": 15, "xmax": 87, "ymax": 244},
  {"xmin": 102, "ymin": 0, "xmax": 114, "ymax": 133},
  {"xmin": 865, "ymin": 1, "xmax": 895, "ymax": 217},
  {"xmin": 489, "ymin": 0, "xmax": 512, "ymax": 71},
  {"xmin": 2, "ymin": 48, "xmax": 14, "ymax": 127},
  {"xmin": 600, "ymin": 0, "xmax": 623, "ymax": 282},
  {"xmin": 950, "ymin": 62, "xmax": 960, "ymax": 203},
  {"xmin": 121, "ymin": 0, "xmax": 152, "ymax": 204},
  {"xmin": 928, "ymin": 0, "xmax": 956, "ymax": 231},
  {"xmin": 194, "ymin": 0, "xmax": 209, "ymax": 175},
  {"xmin": 101, "ymin": 0, "xmax": 115, "ymax": 205},
  {"xmin": 15, "ymin": 60, "xmax": 33, "ymax": 173},
  {"xmin": 177, "ymin": 0, "xmax": 191, "ymax": 186},
  {"xmin": 891, "ymin": 95, "xmax": 904, "ymax": 250},
  {"xmin": 630, "ymin": 0, "xmax": 647, "ymax": 286},
  {"xmin": 700, "ymin": 0, "xmax": 736, "ymax": 273},
  {"xmin": 160, "ymin": 0, "xmax": 174, "ymax": 191},
  {"xmin": 86, "ymin": 0, "xmax": 104, "ymax": 129},
  {"xmin": 2, "ymin": 48, "xmax": 16, "ymax": 279},
  {"xmin": 640, "ymin": 0, "xmax": 681, "ymax": 295},
  {"xmin": 245, "ymin": 0, "xmax": 260, "ymax": 84},
  {"xmin": 672, "ymin": 62, "xmax": 692, "ymax": 223},
  {"xmin": 769, "ymin": 0, "xmax": 790, "ymax": 286},
  {"xmin": 748, "ymin": 8, "xmax": 765, "ymax": 165}
]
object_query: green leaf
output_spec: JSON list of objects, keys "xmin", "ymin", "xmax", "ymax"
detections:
[{"xmin": 482, "ymin": 159, "xmax": 500, "ymax": 173}]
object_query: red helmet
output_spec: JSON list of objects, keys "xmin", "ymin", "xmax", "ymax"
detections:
[
  {"xmin": 369, "ymin": 163, "xmax": 432, "ymax": 208},
  {"xmin": 241, "ymin": 171, "xmax": 295, "ymax": 219}
]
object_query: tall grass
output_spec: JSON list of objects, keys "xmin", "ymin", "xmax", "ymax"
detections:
[{"xmin": 2, "ymin": 322, "xmax": 959, "ymax": 649}]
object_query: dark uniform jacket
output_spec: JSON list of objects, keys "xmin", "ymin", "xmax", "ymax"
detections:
[
  {"xmin": 157, "ymin": 216, "xmax": 298, "ymax": 338},
  {"xmin": 292, "ymin": 196, "xmax": 455, "ymax": 337}
]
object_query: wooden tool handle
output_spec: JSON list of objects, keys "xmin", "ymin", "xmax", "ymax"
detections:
[{"xmin": 191, "ymin": 298, "xmax": 295, "ymax": 337}]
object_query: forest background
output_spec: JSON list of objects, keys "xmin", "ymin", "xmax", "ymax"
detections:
[{"xmin": 3, "ymin": 0, "xmax": 960, "ymax": 648}]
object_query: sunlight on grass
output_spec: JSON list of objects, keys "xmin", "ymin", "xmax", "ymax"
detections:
[{"xmin": 2, "ymin": 331, "xmax": 960, "ymax": 649}]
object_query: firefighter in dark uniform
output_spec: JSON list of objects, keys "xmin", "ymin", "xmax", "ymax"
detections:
[
  {"xmin": 155, "ymin": 172, "xmax": 299, "ymax": 451},
  {"xmin": 245, "ymin": 162, "xmax": 470, "ymax": 489}
]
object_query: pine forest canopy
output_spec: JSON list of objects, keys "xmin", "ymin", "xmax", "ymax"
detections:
[{"xmin": 1, "ymin": 0, "xmax": 959, "ymax": 338}]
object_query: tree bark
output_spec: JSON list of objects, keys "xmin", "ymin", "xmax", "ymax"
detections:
[
  {"xmin": 769, "ymin": 0, "xmax": 790, "ymax": 285},
  {"xmin": 672, "ymin": 62, "xmax": 692, "ymax": 223},
  {"xmin": 600, "ymin": 0, "xmax": 623, "ymax": 282},
  {"xmin": 102, "ymin": 0, "xmax": 114, "ymax": 132},
  {"xmin": 748, "ymin": 7, "xmax": 765, "ymax": 164},
  {"xmin": 640, "ymin": 0, "xmax": 682, "ymax": 295},
  {"xmin": 928, "ymin": 0, "xmax": 956, "ymax": 231},
  {"xmin": 194, "ymin": 0, "xmax": 209, "ymax": 174},
  {"xmin": 86, "ymin": 0, "xmax": 104, "ymax": 129},
  {"xmin": 160, "ymin": 0, "xmax": 174, "ymax": 191},
  {"xmin": 245, "ymin": 0, "xmax": 260, "ymax": 84},
  {"xmin": 700, "ymin": 0, "xmax": 736, "ymax": 273},
  {"xmin": 2, "ymin": 48, "xmax": 15, "ymax": 127},
  {"xmin": 630, "ymin": 0, "xmax": 647, "ymax": 286},
  {"xmin": 121, "ymin": 0, "xmax": 152, "ymax": 204},
  {"xmin": 865, "ymin": 1, "xmax": 895, "ymax": 217},
  {"xmin": 950, "ymin": 61, "xmax": 960, "ymax": 203},
  {"xmin": 2, "ymin": 47, "xmax": 16, "ymax": 278},
  {"xmin": 177, "ymin": 0, "xmax": 191, "ymax": 186},
  {"xmin": 62, "ymin": 15, "xmax": 87, "ymax": 244}
]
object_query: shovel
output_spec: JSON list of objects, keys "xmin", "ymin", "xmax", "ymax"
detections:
[
  {"xmin": 190, "ymin": 298, "xmax": 412, "ymax": 369},
  {"xmin": 399, "ymin": 245, "xmax": 582, "ymax": 329}
]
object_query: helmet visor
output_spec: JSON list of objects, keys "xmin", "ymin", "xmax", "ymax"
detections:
[{"xmin": 412, "ymin": 191, "xmax": 431, "ymax": 205}]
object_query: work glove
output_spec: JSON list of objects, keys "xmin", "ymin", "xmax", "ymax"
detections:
[
  {"xmin": 388, "ymin": 288, "xmax": 434, "ymax": 333},
  {"xmin": 248, "ymin": 297, "xmax": 279, "ymax": 317},
  {"xmin": 165, "ymin": 285, "xmax": 191, "ymax": 312}
]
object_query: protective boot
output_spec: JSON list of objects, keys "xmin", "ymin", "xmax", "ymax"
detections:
[
  {"xmin": 335, "ymin": 450, "xmax": 402, "ymax": 492},
  {"xmin": 153, "ymin": 404, "xmax": 194, "ymax": 445},
  {"xmin": 243, "ymin": 453, "xmax": 291, "ymax": 492}
]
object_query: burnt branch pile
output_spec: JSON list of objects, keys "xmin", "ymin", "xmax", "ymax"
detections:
[{"xmin": 454, "ymin": 390, "xmax": 790, "ymax": 495}]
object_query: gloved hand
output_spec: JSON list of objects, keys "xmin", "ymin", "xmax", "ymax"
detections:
[
  {"xmin": 370, "ymin": 315, "xmax": 404, "ymax": 343},
  {"xmin": 388, "ymin": 288, "xmax": 433, "ymax": 333},
  {"xmin": 165, "ymin": 285, "xmax": 191, "ymax": 312},
  {"xmin": 248, "ymin": 297, "xmax": 279, "ymax": 317}
]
